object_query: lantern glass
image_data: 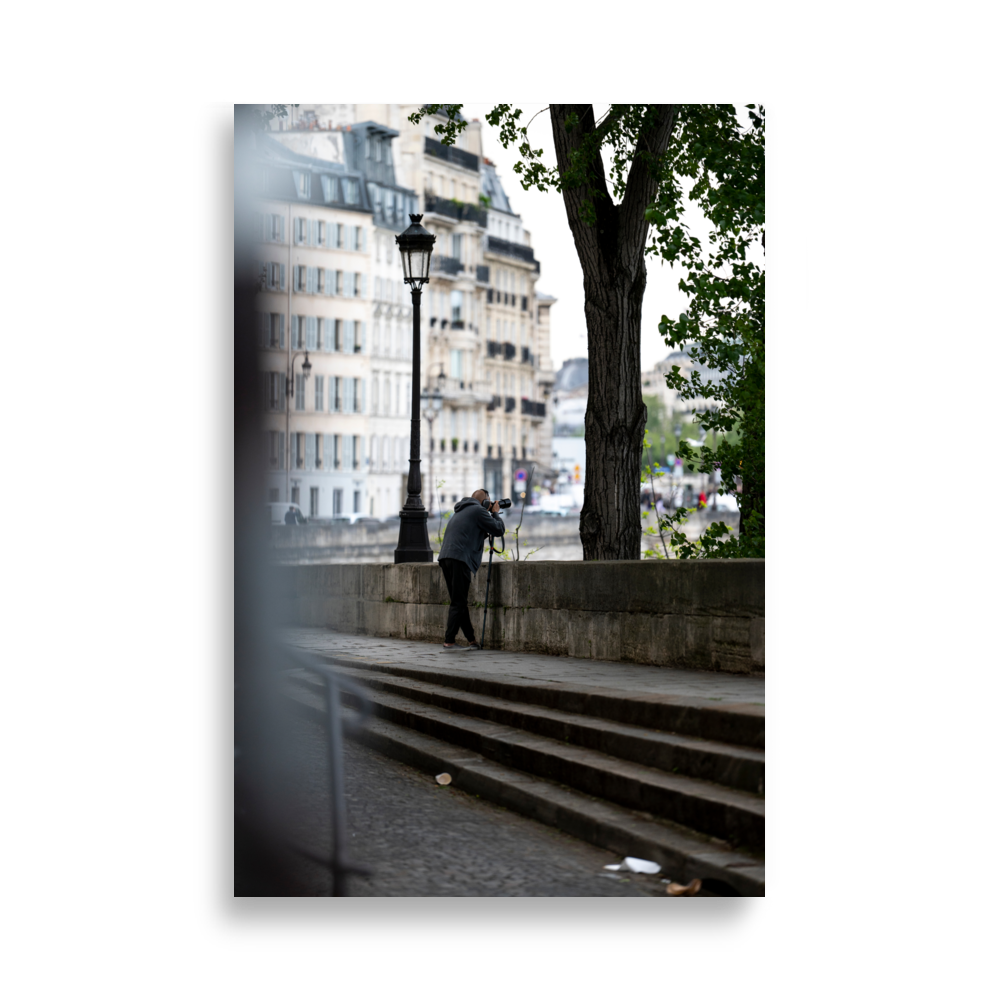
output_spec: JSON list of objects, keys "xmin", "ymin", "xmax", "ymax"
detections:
[
  {"xmin": 396, "ymin": 214, "xmax": 436, "ymax": 287},
  {"xmin": 302, "ymin": 353, "xmax": 312, "ymax": 379}
]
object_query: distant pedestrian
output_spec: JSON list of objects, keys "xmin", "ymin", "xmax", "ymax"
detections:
[
  {"xmin": 437, "ymin": 489, "xmax": 506, "ymax": 651},
  {"xmin": 284, "ymin": 506, "xmax": 299, "ymax": 525}
]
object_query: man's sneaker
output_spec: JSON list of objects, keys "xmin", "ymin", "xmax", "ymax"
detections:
[
  {"xmin": 442, "ymin": 644, "xmax": 469, "ymax": 652},
  {"xmin": 467, "ymin": 642, "xmax": 482, "ymax": 651}
]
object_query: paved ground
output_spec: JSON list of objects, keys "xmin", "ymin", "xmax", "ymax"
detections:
[
  {"xmin": 282, "ymin": 628, "xmax": 766, "ymax": 706},
  {"xmin": 278, "ymin": 713, "xmax": 670, "ymax": 897}
]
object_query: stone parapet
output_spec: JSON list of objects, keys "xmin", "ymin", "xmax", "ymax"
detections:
[{"xmin": 274, "ymin": 560, "xmax": 764, "ymax": 675}]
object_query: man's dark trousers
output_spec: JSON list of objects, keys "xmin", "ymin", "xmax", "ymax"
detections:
[{"xmin": 439, "ymin": 558, "xmax": 475, "ymax": 644}]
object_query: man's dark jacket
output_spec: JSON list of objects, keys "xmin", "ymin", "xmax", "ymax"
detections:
[{"xmin": 438, "ymin": 498, "xmax": 505, "ymax": 574}]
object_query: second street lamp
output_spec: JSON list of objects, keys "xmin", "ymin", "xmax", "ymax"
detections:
[
  {"xmin": 394, "ymin": 214, "xmax": 436, "ymax": 563},
  {"xmin": 285, "ymin": 349, "xmax": 311, "ymax": 504}
]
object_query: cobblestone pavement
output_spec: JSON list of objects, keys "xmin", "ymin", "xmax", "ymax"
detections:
[
  {"xmin": 282, "ymin": 628, "xmax": 765, "ymax": 706},
  {"xmin": 280, "ymin": 713, "xmax": 668, "ymax": 897}
]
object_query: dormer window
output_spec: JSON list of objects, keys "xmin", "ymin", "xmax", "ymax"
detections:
[
  {"xmin": 292, "ymin": 170, "xmax": 311, "ymax": 199},
  {"xmin": 320, "ymin": 175, "xmax": 338, "ymax": 202}
]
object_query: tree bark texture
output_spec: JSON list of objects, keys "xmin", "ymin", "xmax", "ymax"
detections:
[{"xmin": 550, "ymin": 105, "xmax": 678, "ymax": 560}]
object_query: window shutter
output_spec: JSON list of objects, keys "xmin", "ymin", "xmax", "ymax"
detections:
[
  {"xmin": 345, "ymin": 321, "xmax": 354, "ymax": 354},
  {"xmin": 343, "ymin": 435, "xmax": 352, "ymax": 471},
  {"xmin": 326, "ymin": 223, "xmax": 335, "ymax": 249},
  {"xmin": 279, "ymin": 215, "xmax": 286, "ymax": 242},
  {"xmin": 360, "ymin": 379, "xmax": 366, "ymax": 414},
  {"xmin": 310, "ymin": 219, "xmax": 319, "ymax": 246},
  {"xmin": 279, "ymin": 375, "xmax": 286, "ymax": 411},
  {"xmin": 360, "ymin": 321, "xmax": 366, "ymax": 353},
  {"xmin": 332, "ymin": 376, "xmax": 340, "ymax": 412},
  {"xmin": 345, "ymin": 377, "xmax": 355, "ymax": 413},
  {"xmin": 278, "ymin": 431, "xmax": 285, "ymax": 470},
  {"xmin": 290, "ymin": 315, "xmax": 299, "ymax": 348},
  {"xmin": 361, "ymin": 274, "xmax": 367, "ymax": 299},
  {"xmin": 279, "ymin": 264, "xmax": 286, "ymax": 290},
  {"xmin": 306, "ymin": 316, "xmax": 317, "ymax": 350},
  {"xmin": 324, "ymin": 433, "xmax": 334, "ymax": 470},
  {"xmin": 279, "ymin": 314, "xmax": 285, "ymax": 348},
  {"xmin": 294, "ymin": 218, "xmax": 300, "ymax": 244},
  {"xmin": 362, "ymin": 228, "xmax": 368, "ymax": 253},
  {"xmin": 305, "ymin": 432, "xmax": 315, "ymax": 470}
]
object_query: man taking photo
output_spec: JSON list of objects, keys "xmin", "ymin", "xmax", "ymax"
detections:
[{"xmin": 437, "ymin": 489, "xmax": 505, "ymax": 651}]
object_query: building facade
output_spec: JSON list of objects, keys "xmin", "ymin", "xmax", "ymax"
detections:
[
  {"xmin": 259, "ymin": 104, "xmax": 556, "ymax": 516},
  {"xmin": 251, "ymin": 128, "xmax": 418, "ymax": 518}
]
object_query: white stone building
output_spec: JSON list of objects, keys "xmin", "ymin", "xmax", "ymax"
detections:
[
  {"xmin": 264, "ymin": 103, "xmax": 557, "ymax": 512},
  {"xmin": 251, "ymin": 128, "xmax": 418, "ymax": 518}
]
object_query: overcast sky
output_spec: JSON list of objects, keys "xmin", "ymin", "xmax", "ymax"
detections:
[{"xmin": 461, "ymin": 103, "xmax": 712, "ymax": 373}]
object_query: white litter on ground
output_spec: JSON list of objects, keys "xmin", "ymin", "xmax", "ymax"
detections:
[
  {"xmin": 435, "ymin": 773, "xmax": 452, "ymax": 785},
  {"xmin": 603, "ymin": 857, "xmax": 662, "ymax": 874}
]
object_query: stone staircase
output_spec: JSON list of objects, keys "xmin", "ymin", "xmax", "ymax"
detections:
[{"xmin": 282, "ymin": 651, "xmax": 765, "ymax": 896}]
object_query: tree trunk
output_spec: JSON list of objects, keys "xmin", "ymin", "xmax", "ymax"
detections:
[{"xmin": 550, "ymin": 105, "xmax": 678, "ymax": 560}]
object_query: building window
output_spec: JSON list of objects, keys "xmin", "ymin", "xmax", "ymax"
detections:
[
  {"xmin": 332, "ymin": 376, "xmax": 342, "ymax": 412},
  {"xmin": 294, "ymin": 266, "xmax": 306, "ymax": 292},
  {"xmin": 333, "ymin": 488, "xmax": 343, "ymax": 515},
  {"xmin": 268, "ymin": 431, "xmax": 280, "ymax": 468},
  {"xmin": 268, "ymin": 313, "xmax": 283, "ymax": 349},
  {"xmin": 352, "ymin": 435, "xmax": 361, "ymax": 470},
  {"xmin": 317, "ymin": 220, "xmax": 325, "ymax": 245},
  {"xmin": 269, "ymin": 214, "xmax": 284, "ymax": 241},
  {"xmin": 291, "ymin": 486, "xmax": 300, "ymax": 505},
  {"xmin": 353, "ymin": 490, "xmax": 362, "ymax": 513},
  {"xmin": 314, "ymin": 375, "xmax": 324, "ymax": 411},
  {"xmin": 451, "ymin": 233, "xmax": 463, "ymax": 261},
  {"xmin": 310, "ymin": 487, "xmax": 319, "ymax": 517},
  {"xmin": 451, "ymin": 290, "xmax": 463, "ymax": 323},
  {"xmin": 295, "ymin": 433, "xmax": 305, "ymax": 468},
  {"xmin": 321, "ymin": 175, "xmax": 337, "ymax": 202},
  {"xmin": 314, "ymin": 434, "xmax": 323, "ymax": 469},
  {"xmin": 293, "ymin": 171, "xmax": 311, "ymax": 199},
  {"xmin": 267, "ymin": 372, "xmax": 284, "ymax": 411},
  {"xmin": 450, "ymin": 349, "xmax": 463, "ymax": 380},
  {"xmin": 344, "ymin": 179, "xmax": 359, "ymax": 204}
]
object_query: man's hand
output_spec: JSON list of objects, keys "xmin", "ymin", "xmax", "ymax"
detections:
[{"xmin": 490, "ymin": 501, "xmax": 500, "ymax": 514}]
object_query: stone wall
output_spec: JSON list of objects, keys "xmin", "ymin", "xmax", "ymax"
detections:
[
  {"xmin": 269, "ymin": 510, "xmax": 741, "ymax": 564},
  {"xmin": 274, "ymin": 559, "xmax": 764, "ymax": 675}
]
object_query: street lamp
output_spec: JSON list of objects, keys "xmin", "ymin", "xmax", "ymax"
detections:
[
  {"xmin": 285, "ymin": 350, "xmax": 311, "ymax": 504},
  {"xmin": 421, "ymin": 376, "xmax": 444, "ymax": 516},
  {"xmin": 394, "ymin": 214, "xmax": 436, "ymax": 563}
]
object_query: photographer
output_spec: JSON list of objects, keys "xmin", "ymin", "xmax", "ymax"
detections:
[{"xmin": 437, "ymin": 489, "xmax": 506, "ymax": 651}]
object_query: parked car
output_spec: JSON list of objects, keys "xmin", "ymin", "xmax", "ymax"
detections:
[
  {"xmin": 267, "ymin": 502, "xmax": 305, "ymax": 525},
  {"xmin": 330, "ymin": 512, "xmax": 370, "ymax": 525}
]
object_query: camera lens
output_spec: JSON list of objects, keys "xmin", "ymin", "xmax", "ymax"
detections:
[{"xmin": 499, "ymin": 498, "xmax": 512, "ymax": 509}]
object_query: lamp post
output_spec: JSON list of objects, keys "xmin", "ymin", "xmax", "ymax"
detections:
[
  {"xmin": 421, "ymin": 378, "xmax": 444, "ymax": 516},
  {"xmin": 285, "ymin": 350, "xmax": 312, "ymax": 503},
  {"xmin": 394, "ymin": 214, "xmax": 436, "ymax": 563}
]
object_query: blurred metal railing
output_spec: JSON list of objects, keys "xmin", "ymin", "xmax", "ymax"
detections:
[{"xmin": 282, "ymin": 645, "xmax": 374, "ymax": 896}]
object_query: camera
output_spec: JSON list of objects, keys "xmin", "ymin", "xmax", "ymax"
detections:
[
  {"xmin": 497, "ymin": 498, "xmax": 512, "ymax": 509},
  {"xmin": 481, "ymin": 497, "xmax": 513, "ymax": 509}
]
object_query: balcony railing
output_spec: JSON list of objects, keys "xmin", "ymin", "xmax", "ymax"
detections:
[
  {"xmin": 504, "ymin": 396, "xmax": 516, "ymax": 413},
  {"xmin": 487, "ymin": 340, "xmax": 502, "ymax": 358},
  {"xmin": 486, "ymin": 236, "xmax": 540, "ymax": 270},
  {"xmin": 423, "ymin": 192, "xmax": 488, "ymax": 226},
  {"xmin": 424, "ymin": 136, "xmax": 480, "ymax": 173},
  {"xmin": 503, "ymin": 342, "xmax": 516, "ymax": 361},
  {"xmin": 476, "ymin": 265, "xmax": 490, "ymax": 283},
  {"xmin": 431, "ymin": 255, "xmax": 462, "ymax": 276},
  {"xmin": 521, "ymin": 399, "xmax": 546, "ymax": 418}
]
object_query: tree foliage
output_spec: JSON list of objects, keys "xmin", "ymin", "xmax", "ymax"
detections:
[{"xmin": 414, "ymin": 104, "xmax": 766, "ymax": 557}]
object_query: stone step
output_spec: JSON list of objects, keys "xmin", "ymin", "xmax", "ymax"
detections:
[
  {"xmin": 282, "ymin": 681, "xmax": 764, "ymax": 896},
  {"xmin": 323, "ymin": 664, "xmax": 764, "ymax": 794},
  {"xmin": 310, "ymin": 651, "xmax": 764, "ymax": 750},
  {"xmin": 285, "ymin": 672, "xmax": 764, "ymax": 852}
]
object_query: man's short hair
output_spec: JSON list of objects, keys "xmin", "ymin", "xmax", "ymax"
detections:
[{"xmin": 471, "ymin": 488, "xmax": 489, "ymax": 501}]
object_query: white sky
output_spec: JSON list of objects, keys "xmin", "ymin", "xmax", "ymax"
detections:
[{"xmin": 462, "ymin": 103, "xmax": 712, "ymax": 373}]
